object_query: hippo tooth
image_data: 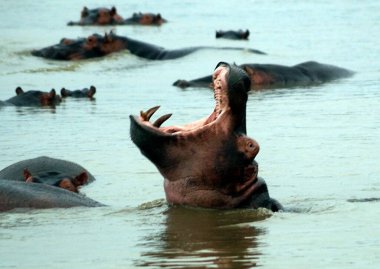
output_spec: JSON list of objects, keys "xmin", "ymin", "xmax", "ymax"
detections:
[
  {"xmin": 140, "ymin": 106, "xmax": 160, "ymax": 121},
  {"xmin": 153, "ymin": 113, "xmax": 172, "ymax": 127}
]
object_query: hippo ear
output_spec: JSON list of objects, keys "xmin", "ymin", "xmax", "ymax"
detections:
[
  {"xmin": 105, "ymin": 32, "xmax": 113, "ymax": 42},
  {"xmin": 81, "ymin": 7, "xmax": 89, "ymax": 17},
  {"xmin": 15, "ymin": 87, "xmax": 24, "ymax": 95},
  {"xmin": 23, "ymin": 169, "xmax": 33, "ymax": 182},
  {"xmin": 245, "ymin": 30, "xmax": 250, "ymax": 39},
  {"xmin": 111, "ymin": 6, "xmax": 117, "ymax": 16},
  {"xmin": 49, "ymin": 89, "xmax": 56, "ymax": 98},
  {"xmin": 60, "ymin": 88, "xmax": 68, "ymax": 97},
  {"xmin": 73, "ymin": 172, "xmax": 88, "ymax": 187},
  {"xmin": 157, "ymin": 13, "xmax": 162, "ymax": 20},
  {"xmin": 88, "ymin": 86, "xmax": 96, "ymax": 97}
]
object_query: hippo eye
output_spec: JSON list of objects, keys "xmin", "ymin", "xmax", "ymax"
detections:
[{"xmin": 87, "ymin": 36, "xmax": 95, "ymax": 43}]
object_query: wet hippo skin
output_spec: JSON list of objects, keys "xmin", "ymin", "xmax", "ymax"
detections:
[
  {"xmin": 0, "ymin": 156, "xmax": 101, "ymax": 211},
  {"xmin": 216, "ymin": 29, "xmax": 250, "ymax": 40},
  {"xmin": 61, "ymin": 86, "xmax": 96, "ymax": 99},
  {"xmin": 130, "ymin": 62, "xmax": 282, "ymax": 211},
  {"xmin": 0, "ymin": 87, "xmax": 61, "ymax": 107},
  {"xmin": 173, "ymin": 61, "xmax": 354, "ymax": 90},
  {"xmin": 31, "ymin": 31, "xmax": 266, "ymax": 61},
  {"xmin": 67, "ymin": 6, "xmax": 124, "ymax": 26},
  {"xmin": 68, "ymin": 7, "xmax": 167, "ymax": 26},
  {"xmin": 0, "ymin": 180, "xmax": 103, "ymax": 211},
  {"xmin": 0, "ymin": 156, "xmax": 96, "ymax": 193}
]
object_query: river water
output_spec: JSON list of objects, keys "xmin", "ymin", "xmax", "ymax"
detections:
[{"xmin": 0, "ymin": 0, "xmax": 379, "ymax": 268}]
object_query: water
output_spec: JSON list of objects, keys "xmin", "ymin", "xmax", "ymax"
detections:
[{"xmin": 1, "ymin": 0, "xmax": 379, "ymax": 268}]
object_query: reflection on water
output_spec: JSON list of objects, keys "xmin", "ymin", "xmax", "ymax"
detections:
[{"xmin": 137, "ymin": 207, "xmax": 272, "ymax": 269}]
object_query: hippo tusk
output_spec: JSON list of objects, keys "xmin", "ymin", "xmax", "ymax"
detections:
[
  {"xmin": 153, "ymin": 113, "xmax": 172, "ymax": 127},
  {"xmin": 140, "ymin": 106, "xmax": 160, "ymax": 121}
]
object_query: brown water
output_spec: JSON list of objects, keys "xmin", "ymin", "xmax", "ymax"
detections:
[{"xmin": 1, "ymin": 0, "xmax": 380, "ymax": 268}]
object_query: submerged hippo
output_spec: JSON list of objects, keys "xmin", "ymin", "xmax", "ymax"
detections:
[
  {"xmin": 0, "ymin": 87, "xmax": 61, "ymax": 107},
  {"xmin": 216, "ymin": 29, "xmax": 250, "ymax": 40},
  {"xmin": 0, "ymin": 156, "xmax": 96, "ymax": 192},
  {"xmin": 0, "ymin": 156, "xmax": 100, "ymax": 211},
  {"xmin": 124, "ymin": 12, "xmax": 167, "ymax": 25},
  {"xmin": 61, "ymin": 86, "xmax": 96, "ymax": 99},
  {"xmin": 0, "ymin": 180, "xmax": 103, "ymax": 212},
  {"xmin": 31, "ymin": 31, "xmax": 266, "ymax": 61},
  {"xmin": 173, "ymin": 61, "xmax": 354, "ymax": 90},
  {"xmin": 67, "ymin": 6, "xmax": 124, "ymax": 26},
  {"xmin": 130, "ymin": 62, "xmax": 282, "ymax": 211}
]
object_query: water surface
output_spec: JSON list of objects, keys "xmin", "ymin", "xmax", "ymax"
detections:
[{"xmin": 1, "ymin": 1, "xmax": 380, "ymax": 268}]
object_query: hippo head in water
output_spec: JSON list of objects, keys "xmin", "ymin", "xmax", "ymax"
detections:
[
  {"xmin": 61, "ymin": 86, "xmax": 96, "ymax": 99},
  {"xmin": 67, "ymin": 6, "xmax": 124, "ymax": 26},
  {"xmin": 130, "ymin": 62, "xmax": 281, "ymax": 211},
  {"xmin": 31, "ymin": 32, "xmax": 127, "ymax": 60},
  {"xmin": 5, "ymin": 87, "xmax": 61, "ymax": 107},
  {"xmin": 124, "ymin": 12, "xmax": 167, "ymax": 25},
  {"xmin": 24, "ymin": 169, "xmax": 88, "ymax": 193}
]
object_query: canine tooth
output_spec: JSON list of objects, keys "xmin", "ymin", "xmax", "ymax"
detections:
[
  {"xmin": 153, "ymin": 113, "xmax": 172, "ymax": 127},
  {"xmin": 140, "ymin": 106, "xmax": 160, "ymax": 121}
]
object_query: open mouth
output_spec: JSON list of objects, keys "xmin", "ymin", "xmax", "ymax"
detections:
[{"xmin": 130, "ymin": 63, "xmax": 230, "ymax": 137}]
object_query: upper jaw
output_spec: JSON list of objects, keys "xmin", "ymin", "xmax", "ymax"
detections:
[{"xmin": 130, "ymin": 65, "xmax": 230, "ymax": 137}]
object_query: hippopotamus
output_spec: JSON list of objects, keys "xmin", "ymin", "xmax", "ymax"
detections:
[
  {"xmin": 124, "ymin": 12, "xmax": 167, "ymax": 25},
  {"xmin": 67, "ymin": 6, "xmax": 124, "ymax": 26},
  {"xmin": 23, "ymin": 169, "xmax": 88, "ymax": 193},
  {"xmin": 216, "ymin": 30, "xmax": 250, "ymax": 40},
  {"xmin": 0, "ymin": 180, "xmax": 103, "ymax": 212},
  {"xmin": 130, "ymin": 62, "xmax": 282, "ymax": 211},
  {"xmin": 173, "ymin": 61, "xmax": 354, "ymax": 90},
  {"xmin": 0, "ymin": 156, "xmax": 101, "ymax": 211},
  {"xmin": 0, "ymin": 156, "xmax": 96, "ymax": 191},
  {"xmin": 61, "ymin": 86, "xmax": 96, "ymax": 99},
  {"xmin": 0, "ymin": 87, "xmax": 61, "ymax": 107},
  {"xmin": 31, "ymin": 31, "xmax": 266, "ymax": 61}
]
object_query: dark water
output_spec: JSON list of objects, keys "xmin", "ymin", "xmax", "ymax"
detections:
[{"xmin": 1, "ymin": 0, "xmax": 380, "ymax": 268}]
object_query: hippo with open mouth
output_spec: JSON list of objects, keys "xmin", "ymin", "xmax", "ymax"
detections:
[{"xmin": 130, "ymin": 62, "xmax": 282, "ymax": 211}]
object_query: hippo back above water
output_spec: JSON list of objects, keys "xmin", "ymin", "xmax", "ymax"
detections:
[
  {"xmin": 0, "ymin": 180, "xmax": 103, "ymax": 212},
  {"xmin": 130, "ymin": 62, "xmax": 282, "ymax": 211},
  {"xmin": 67, "ymin": 6, "xmax": 124, "ymax": 26},
  {"xmin": 0, "ymin": 156, "xmax": 96, "ymax": 185},
  {"xmin": 31, "ymin": 31, "xmax": 266, "ymax": 61},
  {"xmin": 216, "ymin": 30, "xmax": 250, "ymax": 40},
  {"xmin": 173, "ymin": 61, "xmax": 354, "ymax": 90},
  {"xmin": 124, "ymin": 12, "xmax": 167, "ymax": 25},
  {"xmin": 1, "ymin": 87, "xmax": 61, "ymax": 107},
  {"xmin": 61, "ymin": 86, "xmax": 96, "ymax": 99}
]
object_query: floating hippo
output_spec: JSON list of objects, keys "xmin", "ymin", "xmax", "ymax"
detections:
[
  {"xmin": 61, "ymin": 86, "xmax": 96, "ymax": 99},
  {"xmin": 0, "ymin": 156, "xmax": 96, "ymax": 191},
  {"xmin": 0, "ymin": 180, "xmax": 103, "ymax": 212},
  {"xmin": 23, "ymin": 169, "xmax": 88, "ymax": 193},
  {"xmin": 130, "ymin": 62, "xmax": 282, "ymax": 211},
  {"xmin": 216, "ymin": 29, "xmax": 250, "ymax": 40},
  {"xmin": 31, "ymin": 31, "xmax": 266, "ymax": 61},
  {"xmin": 67, "ymin": 6, "xmax": 124, "ymax": 26},
  {"xmin": 173, "ymin": 61, "xmax": 354, "ymax": 90},
  {"xmin": 124, "ymin": 12, "xmax": 167, "ymax": 25},
  {"xmin": 0, "ymin": 156, "xmax": 101, "ymax": 211},
  {"xmin": 0, "ymin": 87, "xmax": 61, "ymax": 107}
]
